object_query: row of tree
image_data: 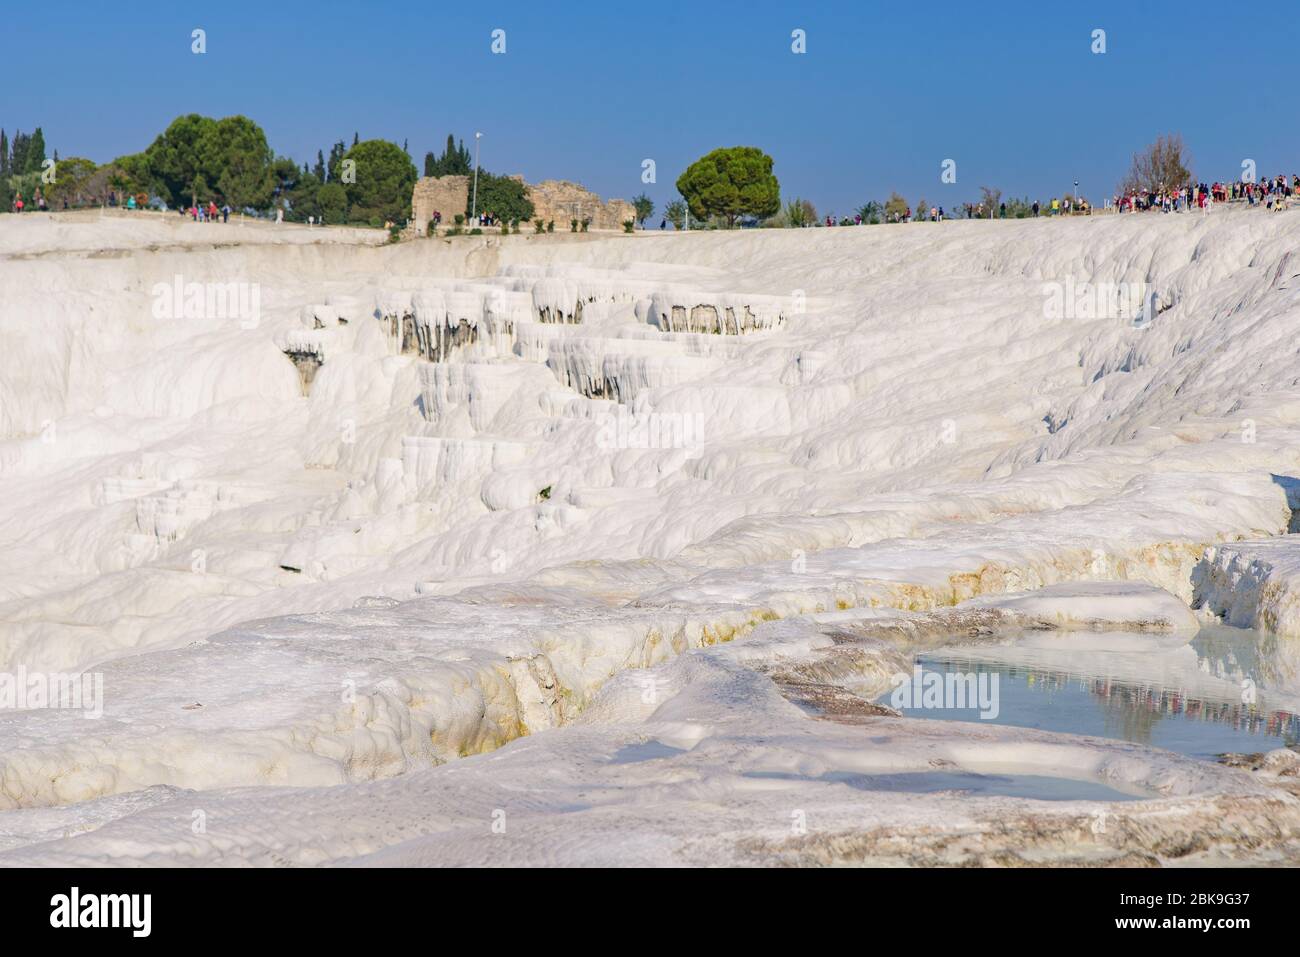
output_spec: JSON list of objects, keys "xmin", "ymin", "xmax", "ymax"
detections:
[
  {"xmin": 6, "ymin": 123, "xmax": 1191, "ymax": 231},
  {"xmin": 770, "ymin": 190, "xmax": 1055, "ymax": 226},
  {"xmin": 2, "ymin": 116, "xmax": 423, "ymax": 227},
  {"xmin": 1, "ymin": 128, "xmax": 49, "ymax": 177},
  {"xmin": 666, "ymin": 134, "xmax": 1192, "ymax": 229},
  {"xmin": 424, "ymin": 135, "xmax": 472, "ymax": 178},
  {"xmin": 1, "ymin": 117, "xmax": 564, "ymax": 229},
  {"xmin": 5, "ymin": 121, "xmax": 787, "ymax": 232}
]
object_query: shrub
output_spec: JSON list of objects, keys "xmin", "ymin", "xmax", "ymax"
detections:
[
  {"xmin": 546, "ymin": 220, "xmax": 554, "ymax": 232},
  {"xmin": 622, "ymin": 219, "xmax": 635, "ymax": 233},
  {"xmin": 469, "ymin": 227, "xmax": 482, "ymax": 235},
  {"xmin": 855, "ymin": 201, "xmax": 882, "ymax": 225},
  {"xmin": 570, "ymin": 218, "xmax": 578, "ymax": 232},
  {"xmin": 533, "ymin": 218, "xmax": 544, "ymax": 233},
  {"xmin": 784, "ymin": 197, "xmax": 816, "ymax": 228},
  {"xmin": 884, "ymin": 192, "xmax": 907, "ymax": 222},
  {"xmin": 454, "ymin": 213, "xmax": 464, "ymax": 226},
  {"xmin": 632, "ymin": 193, "xmax": 654, "ymax": 227},
  {"xmin": 317, "ymin": 182, "xmax": 348, "ymax": 224},
  {"xmin": 580, "ymin": 217, "xmax": 590, "ymax": 232}
]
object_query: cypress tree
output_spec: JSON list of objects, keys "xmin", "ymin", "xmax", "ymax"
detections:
[
  {"xmin": 25, "ymin": 127, "xmax": 46, "ymax": 174},
  {"xmin": 11, "ymin": 131, "xmax": 29, "ymax": 176}
]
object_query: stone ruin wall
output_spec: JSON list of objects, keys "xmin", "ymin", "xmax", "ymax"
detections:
[
  {"xmin": 525, "ymin": 179, "xmax": 635, "ymax": 231},
  {"xmin": 409, "ymin": 175, "xmax": 633, "ymax": 236},
  {"xmin": 411, "ymin": 175, "xmax": 470, "ymax": 236}
]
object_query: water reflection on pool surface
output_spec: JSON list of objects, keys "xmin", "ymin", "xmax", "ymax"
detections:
[{"xmin": 877, "ymin": 624, "xmax": 1300, "ymax": 760}]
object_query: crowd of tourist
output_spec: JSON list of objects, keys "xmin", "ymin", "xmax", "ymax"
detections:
[
  {"xmin": 1114, "ymin": 174, "xmax": 1298, "ymax": 213},
  {"xmin": 181, "ymin": 200, "xmax": 231, "ymax": 223},
  {"xmin": 814, "ymin": 173, "xmax": 1299, "ymax": 226},
  {"xmin": 11, "ymin": 168, "xmax": 1300, "ymax": 227}
]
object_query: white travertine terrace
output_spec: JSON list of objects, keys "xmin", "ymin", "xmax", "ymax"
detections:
[{"xmin": 2, "ymin": 209, "xmax": 1300, "ymax": 865}]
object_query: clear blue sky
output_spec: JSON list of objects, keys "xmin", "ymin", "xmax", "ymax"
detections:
[{"xmin": 5, "ymin": 0, "xmax": 1297, "ymax": 215}]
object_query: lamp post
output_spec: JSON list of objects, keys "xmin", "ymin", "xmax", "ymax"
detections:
[{"xmin": 471, "ymin": 132, "xmax": 483, "ymax": 223}]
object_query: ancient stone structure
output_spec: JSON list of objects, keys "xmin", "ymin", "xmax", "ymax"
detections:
[
  {"xmin": 409, "ymin": 174, "xmax": 633, "ymax": 236},
  {"xmin": 410, "ymin": 175, "xmax": 471, "ymax": 236},
  {"xmin": 525, "ymin": 180, "xmax": 635, "ymax": 232}
]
